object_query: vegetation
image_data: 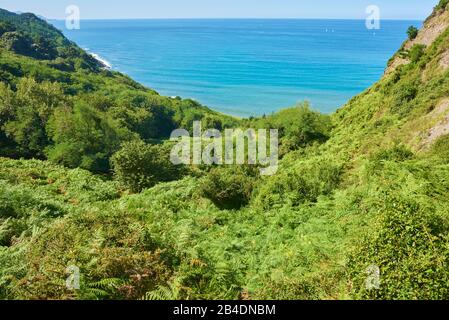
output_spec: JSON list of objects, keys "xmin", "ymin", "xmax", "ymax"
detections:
[
  {"xmin": 408, "ymin": 44, "xmax": 427, "ymax": 63},
  {"xmin": 111, "ymin": 140, "xmax": 187, "ymax": 193},
  {"xmin": 436, "ymin": 0, "xmax": 449, "ymax": 11},
  {"xmin": 201, "ymin": 165, "xmax": 259, "ymax": 210},
  {"xmin": 1, "ymin": 4, "xmax": 449, "ymax": 300},
  {"xmin": 407, "ymin": 26, "xmax": 419, "ymax": 40}
]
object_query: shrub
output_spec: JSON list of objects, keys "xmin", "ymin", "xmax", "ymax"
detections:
[
  {"xmin": 349, "ymin": 194, "xmax": 449, "ymax": 299},
  {"xmin": 431, "ymin": 134, "xmax": 449, "ymax": 163},
  {"xmin": 265, "ymin": 103, "xmax": 332, "ymax": 152},
  {"xmin": 436, "ymin": 0, "xmax": 449, "ymax": 11},
  {"xmin": 0, "ymin": 181, "xmax": 66, "ymax": 246},
  {"xmin": 371, "ymin": 144, "xmax": 414, "ymax": 162},
  {"xmin": 254, "ymin": 158, "xmax": 342, "ymax": 209},
  {"xmin": 390, "ymin": 79, "xmax": 419, "ymax": 116},
  {"xmin": 201, "ymin": 166, "xmax": 259, "ymax": 210},
  {"xmin": 407, "ymin": 26, "xmax": 419, "ymax": 40},
  {"xmin": 9, "ymin": 211, "xmax": 174, "ymax": 300},
  {"xmin": 408, "ymin": 44, "xmax": 426, "ymax": 63},
  {"xmin": 111, "ymin": 140, "xmax": 187, "ymax": 193}
]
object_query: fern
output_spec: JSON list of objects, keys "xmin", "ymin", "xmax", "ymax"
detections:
[
  {"xmin": 143, "ymin": 278, "xmax": 183, "ymax": 300},
  {"xmin": 79, "ymin": 277, "xmax": 124, "ymax": 300}
]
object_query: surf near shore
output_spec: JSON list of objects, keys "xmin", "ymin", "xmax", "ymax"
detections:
[{"xmin": 87, "ymin": 50, "xmax": 112, "ymax": 69}]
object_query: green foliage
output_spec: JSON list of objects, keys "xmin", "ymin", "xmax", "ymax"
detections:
[
  {"xmin": 111, "ymin": 140, "xmax": 187, "ymax": 193},
  {"xmin": 390, "ymin": 78, "xmax": 419, "ymax": 116},
  {"xmin": 408, "ymin": 44, "xmax": 426, "ymax": 63},
  {"xmin": 370, "ymin": 144, "xmax": 414, "ymax": 162},
  {"xmin": 0, "ymin": 78, "xmax": 68, "ymax": 157},
  {"xmin": 407, "ymin": 26, "xmax": 419, "ymax": 40},
  {"xmin": 1, "ymin": 7, "xmax": 449, "ymax": 301},
  {"xmin": 436, "ymin": 0, "xmax": 449, "ymax": 11},
  {"xmin": 430, "ymin": 134, "xmax": 449, "ymax": 163},
  {"xmin": 250, "ymin": 103, "xmax": 332, "ymax": 154},
  {"xmin": 143, "ymin": 278, "xmax": 183, "ymax": 300},
  {"xmin": 349, "ymin": 161, "xmax": 449, "ymax": 299},
  {"xmin": 254, "ymin": 157, "xmax": 342, "ymax": 209},
  {"xmin": 201, "ymin": 165, "xmax": 259, "ymax": 210},
  {"xmin": 47, "ymin": 103, "xmax": 131, "ymax": 172}
]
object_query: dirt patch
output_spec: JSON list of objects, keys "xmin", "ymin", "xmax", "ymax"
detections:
[
  {"xmin": 386, "ymin": 9, "xmax": 449, "ymax": 75},
  {"xmin": 440, "ymin": 50, "xmax": 449, "ymax": 70},
  {"xmin": 420, "ymin": 98, "xmax": 449, "ymax": 148},
  {"xmin": 385, "ymin": 56, "xmax": 409, "ymax": 75},
  {"xmin": 405, "ymin": 9, "xmax": 449, "ymax": 50}
]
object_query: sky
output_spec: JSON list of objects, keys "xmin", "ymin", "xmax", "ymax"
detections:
[{"xmin": 0, "ymin": 0, "xmax": 438, "ymax": 20}]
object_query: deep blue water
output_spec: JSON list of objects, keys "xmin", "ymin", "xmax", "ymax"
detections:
[{"xmin": 52, "ymin": 19, "xmax": 421, "ymax": 117}]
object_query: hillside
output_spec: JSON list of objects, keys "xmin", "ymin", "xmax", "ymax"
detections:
[
  {"xmin": 0, "ymin": 2, "xmax": 449, "ymax": 300},
  {"xmin": 0, "ymin": 9, "xmax": 237, "ymax": 168}
]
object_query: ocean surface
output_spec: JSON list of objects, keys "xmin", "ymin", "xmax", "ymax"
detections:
[{"xmin": 52, "ymin": 19, "xmax": 421, "ymax": 117}]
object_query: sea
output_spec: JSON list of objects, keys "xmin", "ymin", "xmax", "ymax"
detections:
[{"xmin": 51, "ymin": 19, "xmax": 421, "ymax": 117}]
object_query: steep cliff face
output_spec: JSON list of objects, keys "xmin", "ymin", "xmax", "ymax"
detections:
[
  {"xmin": 330, "ymin": 2, "xmax": 449, "ymax": 157},
  {"xmin": 386, "ymin": 2, "xmax": 449, "ymax": 74}
]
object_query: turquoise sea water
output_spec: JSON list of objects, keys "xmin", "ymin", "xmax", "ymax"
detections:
[{"xmin": 52, "ymin": 19, "xmax": 421, "ymax": 117}]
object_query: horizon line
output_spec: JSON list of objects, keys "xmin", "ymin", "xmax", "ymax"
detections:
[{"xmin": 47, "ymin": 17, "xmax": 424, "ymax": 21}]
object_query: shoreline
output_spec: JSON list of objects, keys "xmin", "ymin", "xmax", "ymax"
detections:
[{"xmin": 87, "ymin": 50, "xmax": 112, "ymax": 69}]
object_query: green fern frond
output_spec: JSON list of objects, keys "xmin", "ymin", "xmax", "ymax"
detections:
[{"xmin": 142, "ymin": 277, "xmax": 183, "ymax": 300}]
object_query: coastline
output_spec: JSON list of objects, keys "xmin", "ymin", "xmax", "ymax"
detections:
[{"xmin": 87, "ymin": 50, "xmax": 112, "ymax": 69}]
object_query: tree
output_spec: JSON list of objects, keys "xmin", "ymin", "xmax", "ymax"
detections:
[
  {"xmin": 2, "ymin": 78, "xmax": 67, "ymax": 158},
  {"xmin": 111, "ymin": 92, "xmax": 177, "ymax": 140},
  {"xmin": 46, "ymin": 103, "xmax": 132, "ymax": 172},
  {"xmin": 407, "ymin": 26, "xmax": 419, "ymax": 40},
  {"xmin": 0, "ymin": 31, "xmax": 34, "ymax": 56},
  {"xmin": 0, "ymin": 83, "xmax": 16, "ymax": 157},
  {"xmin": 0, "ymin": 21, "xmax": 14, "ymax": 36}
]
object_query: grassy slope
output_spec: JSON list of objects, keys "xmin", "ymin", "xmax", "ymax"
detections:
[{"xmin": 1, "ymin": 4, "xmax": 449, "ymax": 300}]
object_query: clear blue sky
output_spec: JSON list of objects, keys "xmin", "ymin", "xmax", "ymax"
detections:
[{"xmin": 0, "ymin": 0, "xmax": 438, "ymax": 20}]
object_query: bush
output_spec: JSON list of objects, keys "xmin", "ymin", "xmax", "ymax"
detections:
[
  {"xmin": 8, "ymin": 211, "xmax": 173, "ymax": 300},
  {"xmin": 254, "ymin": 158, "xmax": 342, "ymax": 209},
  {"xmin": 408, "ymin": 44, "xmax": 426, "ymax": 63},
  {"xmin": 407, "ymin": 26, "xmax": 419, "ymax": 40},
  {"xmin": 267, "ymin": 103, "xmax": 332, "ymax": 152},
  {"xmin": 436, "ymin": 0, "xmax": 449, "ymax": 11},
  {"xmin": 349, "ymin": 194, "xmax": 449, "ymax": 299},
  {"xmin": 390, "ymin": 79, "xmax": 419, "ymax": 116},
  {"xmin": 0, "ymin": 181, "xmax": 66, "ymax": 246},
  {"xmin": 431, "ymin": 134, "xmax": 449, "ymax": 163},
  {"xmin": 371, "ymin": 144, "xmax": 414, "ymax": 162},
  {"xmin": 201, "ymin": 166, "xmax": 259, "ymax": 210},
  {"xmin": 111, "ymin": 140, "xmax": 187, "ymax": 193}
]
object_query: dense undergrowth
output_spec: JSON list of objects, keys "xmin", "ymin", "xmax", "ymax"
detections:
[{"xmin": 1, "ymin": 2, "xmax": 449, "ymax": 300}]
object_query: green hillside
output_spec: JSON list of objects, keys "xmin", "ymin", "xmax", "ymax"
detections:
[{"xmin": 0, "ymin": 2, "xmax": 449, "ymax": 300}]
